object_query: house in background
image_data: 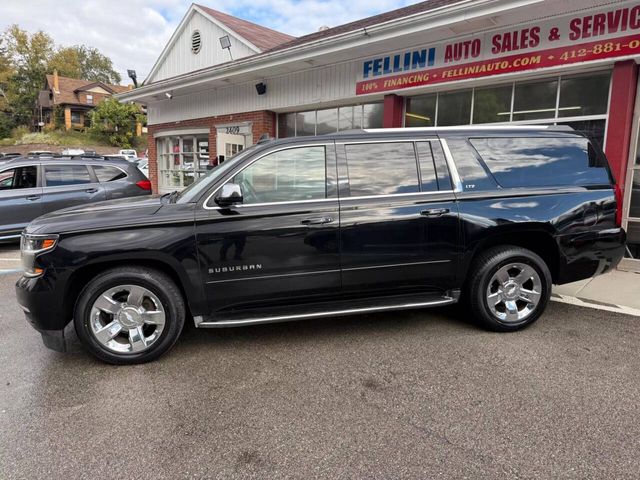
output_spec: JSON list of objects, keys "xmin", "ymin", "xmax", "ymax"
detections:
[{"xmin": 36, "ymin": 70, "xmax": 132, "ymax": 130}]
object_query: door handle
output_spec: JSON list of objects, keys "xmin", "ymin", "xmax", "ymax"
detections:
[
  {"xmin": 26, "ymin": 195, "xmax": 40, "ymax": 201},
  {"xmin": 85, "ymin": 188, "xmax": 99, "ymax": 194},
  {"xmin": 420, "ymin": 208, "xmax": 450, "ymax": 218},
  {"xmin": 301, "ymin": 217, "xmax": 334, "ymax": 226}
]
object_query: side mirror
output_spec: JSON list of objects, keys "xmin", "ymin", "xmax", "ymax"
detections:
[{"xmin": 215, "ymin": 182, "xmax": 243, "ymax": 207}]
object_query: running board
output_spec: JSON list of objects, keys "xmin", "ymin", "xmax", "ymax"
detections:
[{"xmin": 195, "ymin": 290, "xmax": 460, "ymax": 328}]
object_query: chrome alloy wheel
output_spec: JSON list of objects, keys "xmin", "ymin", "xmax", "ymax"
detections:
[
  {"xmin": 486, "ymin": 262, "xmax": 542, "ymax": 324},
  {"xmin": 89, "ymin": 285, "xmax": 166, "ymax": 354}
]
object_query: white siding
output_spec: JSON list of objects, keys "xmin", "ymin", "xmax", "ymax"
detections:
[
  {"xmin": 148, "ymin": 60, "xmax": 363, "ymax": 125},
  {"xmin": 147, "ymin": 11, "xmax": 258, "ymax": 84}
]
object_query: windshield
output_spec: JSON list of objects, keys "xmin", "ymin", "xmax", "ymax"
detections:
[{"xmin": 175, "ymin": 145, "xmax": 260, "ymax": 203}]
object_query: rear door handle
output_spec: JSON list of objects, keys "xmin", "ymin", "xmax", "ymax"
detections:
[
  {"xmin": 301, "ymin": 217, "xmax": 334, "ymax": 226},
  {"xmin": 421, "ymin": 208, "xmax": 450, "ymax": 218},
  {"xmin": 26, "ymin": 195, "xmax": 41, "ymax": 201},
  {"xmin": 85, "ymin": 188, "xmax": 99, "ymax": 194}
]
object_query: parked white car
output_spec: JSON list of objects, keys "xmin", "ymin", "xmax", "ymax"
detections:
[
  {"xmin": 61, "ymin": 148, "xmax": 85, "ymax": 156},
  {"xmin": 136, "ymin": 159, "xmax": 149, "ymax": 178},
  {"xmin": 119, "ymin": 149, "xmax": 138, "ymax": 160}
]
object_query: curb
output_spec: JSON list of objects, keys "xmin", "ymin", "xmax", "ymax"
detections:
[{"xmin": 551, "ymin": 293, "xmax": 640, "ymax": 317}]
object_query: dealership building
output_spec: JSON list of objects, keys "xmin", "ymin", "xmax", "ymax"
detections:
[{"xmin": 119, "ymin": 0, "xmax": 640, "ymax": 270}]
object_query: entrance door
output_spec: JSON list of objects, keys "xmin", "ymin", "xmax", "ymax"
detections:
[{"xmin": 195, "ymin": 141, "xmax": 341, "ymax": 314}]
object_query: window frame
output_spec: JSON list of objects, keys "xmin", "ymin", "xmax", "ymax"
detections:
[
  {"xmin": 336, "ymin": 138, "xmax": 459, "ymax": 200},
  {"xmin": 203, "ymin": 143, "xmax": 336, "ymax": 210}
]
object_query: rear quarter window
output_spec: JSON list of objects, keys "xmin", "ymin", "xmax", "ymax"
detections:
[
  {"xmin": 470, "ymin": 137, "xmax": 610, "ymax": 188},
  {"xmin": 93, "ymin": 165, "xmax": 127, "ymax": 182}
]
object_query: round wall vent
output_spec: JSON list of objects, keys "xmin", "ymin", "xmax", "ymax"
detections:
[{"xmin": 191, "ymin": 30, "xmax": 202, "ymax": 54}]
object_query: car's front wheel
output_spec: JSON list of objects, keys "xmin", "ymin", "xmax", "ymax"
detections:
[
  {"xmin": 467, "ymin": 246, "xmax": 552, "ymax": 332},
  {"xmin": 74, "ymin": 267, "xmax": 185, "ymax": 364}
]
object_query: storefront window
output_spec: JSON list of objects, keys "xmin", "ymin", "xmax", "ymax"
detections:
[
  {"xmin": 473, "ymin": 85, "xmax": 512, "ymax": 124},
  {"xmin": 627, "ymin": 222, "xmax": 640, "ymax": 259},
  {"xmin": 278, "ymin": 103, "xmax": 383, "ymax": 137},
  {"xmin": 404, "ymin": 71, "xmax": 610, "ymax": 131},
  {"xmin": 316, "ymin": 108, "xmax": 339, "ymax": 135},
  {"xmin": 363, "ymin": 103, "xmax": 383, "ymax": 129},
  {"xmin": 339, "ymin": 106, "xmax": 358, "ymax": 131},
  {"xmin": 405, "ymin": 94, "xmax": 436, "ymax": 127},
  {"xmin": 157, "ymin": 133, "xmax": 211, "ymax": 190},
  {"xmin": 556, "ymin": 119, "xmax": 606, "ymax": 149},
  {"xmin": 437, "ymin": 90, "xmax": 472, "ymax": 126},
  {"xmin": 559, "ymin": 73, "xmax": 610, "ymax": 117},
  {"xmin": 513, "ymin": 79, "xmax": 558, "ymax": 121},
  {"xmin": 296, "ymin": 111, "xmax": 316, "ymax": 136}
]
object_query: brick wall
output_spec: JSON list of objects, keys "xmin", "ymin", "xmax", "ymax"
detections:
[{"xmin": 146, "ymin": 110, "xmax": 276, "ymax": 192}]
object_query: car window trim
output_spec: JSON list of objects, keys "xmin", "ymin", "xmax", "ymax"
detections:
[{"xmin": 203, "ymin": 142, "xmax": 334, "ymax": 210}]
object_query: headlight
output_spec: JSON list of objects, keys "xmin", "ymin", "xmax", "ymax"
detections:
[{"xmin": 20, "ymin": 233, "xmax": 59, "ymax": 277}]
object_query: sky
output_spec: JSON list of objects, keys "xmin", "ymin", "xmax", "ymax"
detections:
[{"xmin": 1, "ymin": 0, "xmax": 416, "ymax": 84}]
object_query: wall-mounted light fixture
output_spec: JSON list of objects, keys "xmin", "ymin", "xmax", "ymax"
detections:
[
  {"xmin": 219, "ymin": 35, "xmax": 233, "ymax": 60},
  {"xmin": 255, "ymin": 82, "xmax": 267, "ymax": 96},
  {"xmin": 127, "ymin": 69, "xmax": 138, "ymax": 88}
]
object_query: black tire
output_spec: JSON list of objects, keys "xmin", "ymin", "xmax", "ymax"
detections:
[
  {"xmin": 74, "ymin": 267, "xmax": 186, "ymax": 365},
  {"xmin": 467, "ymin": 246, "xmax": 552, "ymax": 332}
]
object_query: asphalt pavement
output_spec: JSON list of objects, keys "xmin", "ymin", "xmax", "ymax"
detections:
[{"xmin": 1, "ymin": 245, "xmax": 640, "ymax": 479}]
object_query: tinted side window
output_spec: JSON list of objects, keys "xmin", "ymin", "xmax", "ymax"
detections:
[
  {"xmin": 93, "ymin": 165, "xmax": 127, "ymax": 182},
  {"xmin": 233, "ymin": 146, "xmax": 326, "ymax": 204},
  {"xmin": 0, "ymin": 166, "xmax": 37, "ymax": 190},
  {"xmin": 44, "ymin": 165, "xmax": 91, "ymax": 186},
  {"xmin": 415, "ymin": 142, "xmax": 438, "ymax": 192},
  {"xmin": 470, "ymin": 137, "xmax": 611, "ymax": 188},
  {"xmin": 346, "ymin": 142, "xmax": 419, "ymax": 196},
  {"xmin": 447, "ymin": 139, "xmax": 497, "ymax": 192}
]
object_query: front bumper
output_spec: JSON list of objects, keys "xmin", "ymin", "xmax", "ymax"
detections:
[{"xmin": 15, "ymin": 269, "xmax": 75, "ymax": 352}]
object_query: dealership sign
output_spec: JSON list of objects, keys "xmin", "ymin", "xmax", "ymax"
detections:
[{"xmin": 356, "ymin": 2, "xmax": 640, "ymax": 95}]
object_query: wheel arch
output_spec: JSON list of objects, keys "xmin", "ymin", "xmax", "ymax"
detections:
[
  {"xmin": 63, "ymin": 258, "xmax": 198, "ymax": 326},
  {"xmin": 462, "ymin": 227, "xmax": 561, "ymax": 284}
]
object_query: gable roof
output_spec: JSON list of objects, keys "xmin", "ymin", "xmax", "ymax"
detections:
[
  {"xmin": 263, "ymin": 0, "xmax": 465, "ymax": 54},
  {"xmin": 45, "ymin": 74, "xmax": 129, "ymax": 106},
  {"xmin": 196, "ymin": 5, "xmax": 294, "ymax": 51}
]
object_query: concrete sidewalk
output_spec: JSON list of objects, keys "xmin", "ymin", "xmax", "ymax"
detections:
[{"xmin": 553, "ymin": 268, "xmax": 640, "ymax": 316}]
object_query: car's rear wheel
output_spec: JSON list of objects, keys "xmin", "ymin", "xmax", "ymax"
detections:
[
  {"xmin": 467, "ymin": 246, "xmax": 552, "ymax": 331},
  {"xmin": 74, "ymin": 267, "xmax": 185, "ymax": 364}
]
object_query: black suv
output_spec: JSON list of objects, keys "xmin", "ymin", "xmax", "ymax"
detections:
[{"xmin": 16, "ymin": 127, "xmax": 626, "ymax": 364}]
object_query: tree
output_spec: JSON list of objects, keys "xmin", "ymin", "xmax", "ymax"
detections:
[
  {"xmin": 90, "ymin": 98, "xmax": 142, "ymax": 148},
  {"xmin": 0, "ymin": 36, "xmax": 15, "ymax": 138},
  {"xmin": 3, "ymin": 25, "xmax": 54, "ymax": 127},
  {"xmin": 49, "ymin": 45, "xmax": 121, "ymax": 84}
]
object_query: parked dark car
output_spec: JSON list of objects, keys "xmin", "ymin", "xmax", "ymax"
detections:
[
  {"xmin": 16, "ymin": 126, "xmax": 625, "ymax": 364},
  {"xmin": 0, "ymin": 156, "xmax": 152, "ymax": 241}
]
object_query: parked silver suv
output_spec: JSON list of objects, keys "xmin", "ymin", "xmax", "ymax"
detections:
[{"xmin": 0, "ymin": 156, "xmax": 152, "ymax": 241}]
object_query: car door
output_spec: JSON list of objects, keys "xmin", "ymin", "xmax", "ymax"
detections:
[
  {"xmin": 0, "ymin": 164, "xmax": 43, "ymax": 239},
  {"xmin": 337, "ymin": 137, "xmax": 459, "ymax": 295},
  {"xmin": 195, "ymin": 141, "xmax": 341, "ymax": 314},
  {"xmin": 41, "ymin": 163, "xmax": 106, "ymax": 214}
]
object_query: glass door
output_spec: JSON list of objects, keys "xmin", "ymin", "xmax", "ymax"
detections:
[{"xmin": 622, "ymin": 76, "xmax": 640, "ymax": 271}]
